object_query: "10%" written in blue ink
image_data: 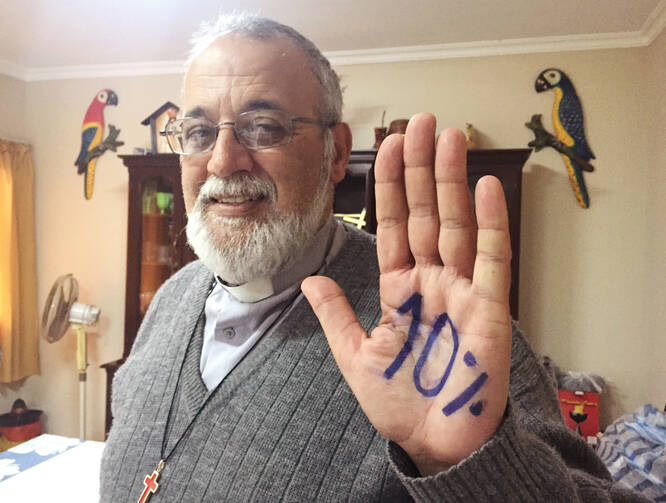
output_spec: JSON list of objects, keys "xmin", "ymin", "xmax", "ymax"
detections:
[{"xmin": 383, "ymin": 293, "xmax": 488, "ymax": 417}]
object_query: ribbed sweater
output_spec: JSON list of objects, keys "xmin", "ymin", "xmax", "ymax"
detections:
[{"xmin": 100, "ymin": 225, "xmax": 647, "ymax": 502}]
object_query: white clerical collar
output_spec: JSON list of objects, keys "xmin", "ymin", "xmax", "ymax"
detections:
[
  {"xmin": 215, "ymin": 277, "xmax": 274, "ymax": 303},
  {"xmin": 215, "ymin": 217, "xmax": 340, "ymax": 303}
]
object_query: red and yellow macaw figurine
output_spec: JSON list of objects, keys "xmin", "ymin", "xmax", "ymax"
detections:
[{"xmin": 74, "ymin": 89, "xmax": 118, "ymax": 199}]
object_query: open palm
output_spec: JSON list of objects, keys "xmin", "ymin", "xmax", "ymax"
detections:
[{"xmin": 303, "ymin": 114, "xmax": 513, "ymax": 475}]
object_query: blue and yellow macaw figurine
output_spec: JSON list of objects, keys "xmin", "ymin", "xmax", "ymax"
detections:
[
  {"xmin": 74, "ymin": 89, "xmax": 118, "ymax": 200},
  {"xmin": 535, "ymin": 69, "xmax": 595, "ymax": 208}
]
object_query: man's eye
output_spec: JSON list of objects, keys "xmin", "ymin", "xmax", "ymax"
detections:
[
  {"xmin": 248, "ymin": 119, "xmax": 283, "ymax": 133},
  {"xmin": 184, "ymin": 125, "xmax": 214, "ymax": 141}
]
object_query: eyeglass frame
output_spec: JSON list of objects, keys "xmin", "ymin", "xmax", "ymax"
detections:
[{"xmin": 159, "ymin": 109, "xmax": 335, "ymax": 155}]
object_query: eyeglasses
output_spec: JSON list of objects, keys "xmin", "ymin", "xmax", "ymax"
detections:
[{"xmin": 160, "ymin": 109, "xmax": 332, "ymax": 155}]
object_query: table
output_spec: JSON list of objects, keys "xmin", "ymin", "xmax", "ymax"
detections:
[{"xmin": 0, "ymin": 434, "xmax": 104, "ymax": 501}]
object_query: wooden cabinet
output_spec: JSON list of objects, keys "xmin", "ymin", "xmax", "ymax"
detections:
[
  {"xmin": 117, "ymin": 154, "xmax": 196, "ymax": 355},
  {"xmin": 335, "ymin": 148, "xmax": 530, "ymax": 321},
  {"xmin": 101, "ymin": 153, "xmax": 195, "ymax": 435},
  {"xmin": 102, "ymin": 148, "xmax": 530, "ymax": 436},
  {"xmin": 466, "ymin": 149, "xmax": 530, "ymax": 319}
]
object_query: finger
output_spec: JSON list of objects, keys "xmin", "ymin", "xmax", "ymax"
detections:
[
  {"xmin": 301, "ymin": 276, "xmax": 367, "ymax": 373},
  {"xmin": 403, "ymin": 113, "xmax": 441, "ymax": 265},
  {"xmin": 435, "ymin": 128, "xmax": 477, "ymax": 279},
  {"xmin": 472, "ymin": 176, "xmax": 512, "ymax": 304},
  {"xmin": 375, "ymin": 133, "xmax": 413, "ymax": 273}
]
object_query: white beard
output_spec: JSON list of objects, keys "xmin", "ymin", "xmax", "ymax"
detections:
[{"xmin": 186, "ymin": 140, "xmax": 334, "ymax": 284}]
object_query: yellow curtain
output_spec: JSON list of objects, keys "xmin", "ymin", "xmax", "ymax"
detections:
[{"xmin": 0, "ymin": 139, "xmax": 40, "ymax": 382}]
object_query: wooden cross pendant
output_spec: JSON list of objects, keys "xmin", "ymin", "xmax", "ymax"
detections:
[{"xmin": 137, "ymin": 460, "xmax": 164, "ymax": 503}]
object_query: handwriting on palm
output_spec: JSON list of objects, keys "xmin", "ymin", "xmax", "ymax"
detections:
[{"xmin": 303, "ymin": 114, "xmax": 512, "ymax": 475}]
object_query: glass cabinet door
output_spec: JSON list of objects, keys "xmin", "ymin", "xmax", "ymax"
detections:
[{"xmin": 139, "ymin": 176, "xmax": 175, "ymax": 315}]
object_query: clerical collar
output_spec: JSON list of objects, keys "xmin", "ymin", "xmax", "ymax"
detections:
[
  {"xmin": 215, "ymin": 217, "xmax": 339, "ymax": 303},
  {"xmin": 215, "ymin": 277, "xmax": 274, "ymax": 303}
]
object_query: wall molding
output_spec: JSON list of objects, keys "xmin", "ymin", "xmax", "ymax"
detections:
[
  {"xmin": 642, "ymin": 0, "xmax": 666, "ymax": 43},
  {"xmin": 0, "ymin": 58, "xmax": 27, "ymax": 81},
  {"xmin": 329, "ymin": 3, "xmax": 666, "ymax": 66},
  {"xmin": 2, "ymin": 4, "xmax": 664, "ymax": 82},
  {"xmin": 22, "ymin": 60, "xmax": 185, "ymax": 82},
  {"xmin": 326, "ymin": 30, "xmax": 659, "ymax": 66}
]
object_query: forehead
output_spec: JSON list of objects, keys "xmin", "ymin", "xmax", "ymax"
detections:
[{"xmin": 184, "ymin": 34, "xmax": 322, "ymax": 118}]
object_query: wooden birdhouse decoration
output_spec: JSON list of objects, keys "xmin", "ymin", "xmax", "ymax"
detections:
[{"xmin": 141, "ymin": 102, "xmax": 179, "ymax": 154}]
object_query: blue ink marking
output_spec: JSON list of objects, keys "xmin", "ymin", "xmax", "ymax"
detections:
[
  {"xmin": 384, "ymin": 294, "xmax": 490, "ymax": 417},
  {"xmin": 412, "ymin": 313, "xmax": 459, "ymax": 397},
  {"xmin": 442, "ymin": 372, "xmax": 489, "ymax": 416},
  {"xmin": 469, "ymin": 401, "xmax": 484, "ymax": 416},
  {"xmin": 463, "ymin": 351, "xmax": 477, "ymax": 367},
  {"xmin": 383, "ymin": 293, "xmax": 422, "ymax": 380}
]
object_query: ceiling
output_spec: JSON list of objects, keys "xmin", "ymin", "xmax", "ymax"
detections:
[{"xmin": 1, "ymin": 0, "xmax": 664, "ymax": 81}]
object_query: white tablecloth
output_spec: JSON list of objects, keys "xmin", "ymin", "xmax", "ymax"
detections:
[{"xmin": 0, "ymin": 434, "xmax": 104, "ymax": 502}]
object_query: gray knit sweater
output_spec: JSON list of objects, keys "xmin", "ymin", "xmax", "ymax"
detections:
[{"xmin": 100, "ymin": 225, "xmax": 646, "ymax": 502}]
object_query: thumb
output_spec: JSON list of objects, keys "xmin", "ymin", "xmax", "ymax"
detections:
[{"xmin": 301, "ymin": 276, "xmax": 367, "ymax": 372}]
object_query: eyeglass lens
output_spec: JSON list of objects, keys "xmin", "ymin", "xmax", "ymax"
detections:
[{"xmin": 166, "ymin": 110, "xmax": 294, "ymax": 154}]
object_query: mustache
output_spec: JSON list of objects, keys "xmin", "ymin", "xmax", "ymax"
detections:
[{"xmin": 194, "ymin": 172, "xmax": 277, "ymax": 207}]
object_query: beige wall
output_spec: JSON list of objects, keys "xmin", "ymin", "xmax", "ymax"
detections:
[
  {"xmin": 0, "ymin": 74, "xmax": 26, "ymax": 140},
  {"xmin": 0, "ymin": 36, "xmax": 663, "ymax": 440},
  {"xmin": 0, "ymin": 74, "xmax": 184, "ymax": 439},
  {"xmin": 644, "ymin": 28, "xmax": 666, "ymax": 410},
  {"xmin": 338, "ymin": 41, "xmax": 665, "ymax": 426}
]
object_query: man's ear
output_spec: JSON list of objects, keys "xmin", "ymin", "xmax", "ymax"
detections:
[{"xmin": 329, "ymin": 122, "xmax": 352, "ymax": 184}]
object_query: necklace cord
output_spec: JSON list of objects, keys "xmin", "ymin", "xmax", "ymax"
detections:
[{"xmin": 158, "ymin": 281, "xmax": 303, "ymax": 465}]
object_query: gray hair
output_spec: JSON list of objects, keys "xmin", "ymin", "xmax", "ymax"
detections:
[{"xmin": 186, "ymin": 12, "xmax": 343, "ymax": 126}]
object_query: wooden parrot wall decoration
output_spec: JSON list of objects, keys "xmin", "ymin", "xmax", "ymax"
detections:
[
  {"xmin": 526, "ymin": 69, "xmax": 595, "ymax": 208},
  {"xmin": 74, "ymin": 89, "xmax": 123, "ymax": 199}
]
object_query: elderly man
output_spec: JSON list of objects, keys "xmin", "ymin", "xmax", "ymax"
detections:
[{"xmin": 100, "ymin": 14, "xmax": 645, "ymax": 503}]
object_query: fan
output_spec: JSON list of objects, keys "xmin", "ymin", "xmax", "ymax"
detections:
[{"xmin": 41, "ymin": 274, "xmax": 100, "ymax": 440}]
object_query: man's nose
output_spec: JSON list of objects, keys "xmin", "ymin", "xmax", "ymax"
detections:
[{"xmin": 206, "ymin": 125, "xmax": 253, "ymax": 177}]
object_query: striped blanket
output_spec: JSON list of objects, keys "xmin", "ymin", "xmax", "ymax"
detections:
[{"xmin": 597, "ymin": 404, "xmax": 665, "ymax": 501}]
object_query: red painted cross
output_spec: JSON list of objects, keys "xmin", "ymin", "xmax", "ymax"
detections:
[{"xmin": 137, "ymin": 469, "xmax": 160, "ymax": 503}]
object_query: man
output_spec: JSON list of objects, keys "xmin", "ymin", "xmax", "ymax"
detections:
[{"xmin": 101, "ymin": 14, "xmax": 646, "ymax": 502}]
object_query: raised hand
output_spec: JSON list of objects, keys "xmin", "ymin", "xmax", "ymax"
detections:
[{"xmin": 302, "ymin": 113, "xmax": 512, "ymax": 476}]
